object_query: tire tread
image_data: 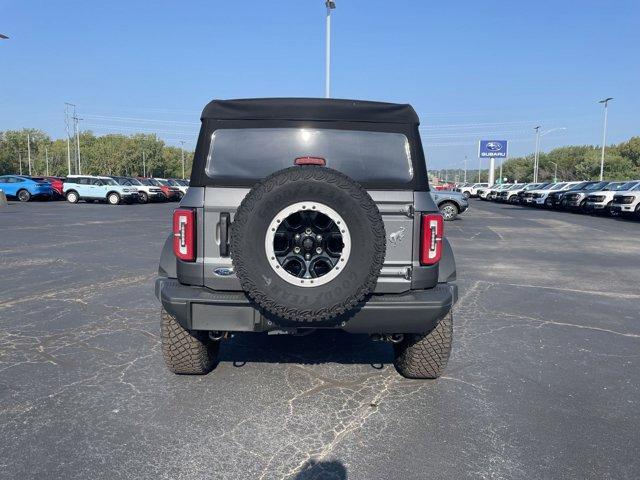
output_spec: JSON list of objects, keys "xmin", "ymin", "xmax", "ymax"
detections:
[
  {"xmin": 161, "ymin": 309, "xmax": 218, "ymax": 375},
  {"xmin": 393, "ymin": 313, "xmax": 453, "ymax": 379}
]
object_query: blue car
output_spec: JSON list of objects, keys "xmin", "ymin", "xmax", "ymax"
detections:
[{"xmin": 0, "ymin": 175, "xmax": 54, "ymax": 202}]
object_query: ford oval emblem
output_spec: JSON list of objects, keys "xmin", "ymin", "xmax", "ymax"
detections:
[
  {"xmin": 214, "ymin": 267, "xmax": 234, "ymax": 276},
  {"xmin": 486, "ymin": 142, "xmax": 502, "ymax": 151}
]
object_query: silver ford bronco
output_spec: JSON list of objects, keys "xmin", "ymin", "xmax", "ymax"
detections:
[{"xmin": 155, "ymin": 98, "xmax": 458, "ymax": 379}]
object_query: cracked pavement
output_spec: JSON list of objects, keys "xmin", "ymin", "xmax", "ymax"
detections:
[{"xmin": 1, "ymin": 199, "xmax": 639, "ymax": 479}]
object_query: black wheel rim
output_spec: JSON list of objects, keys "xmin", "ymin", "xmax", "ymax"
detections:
[{"xmin": 272, "ymin": 210, "xmax": 344, "ymax": 281}]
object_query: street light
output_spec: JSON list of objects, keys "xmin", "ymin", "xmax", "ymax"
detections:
[
  {"xmin": 533, "ymin": 127, "xmax": 567, "ymax": 182},
  {"xmin": 549, "ymin": 161, "xmax": 558, "ymax": 183},
  {"xmin": 180, "ymin": 140, "xmax": 186, "ymax": 179},
  {"xmin": 325, "ymin": 1, "xmax": 336, "ymax": 98},
  {"xmin": 598, "ymin": 97, "xmax": 613, "ymax": 181},
  {"xmin": 533, "ymin": 126, "xmax": 541, "ymax": 183}
]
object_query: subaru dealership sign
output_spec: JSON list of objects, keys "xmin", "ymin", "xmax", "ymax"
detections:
[{"xmin": 478, "ymin": 140, "xmax": 508, "ymax": 158}]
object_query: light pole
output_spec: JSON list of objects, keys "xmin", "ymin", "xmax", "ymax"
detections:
[
  {"xmin": 464, "ymin": 155, "xmax": 467, "ymax": 182},
  {"xmin": 598, "ymin": 97, "xmax": 613, "ymax": 181},
  {"xmin": 73, "ymin": 114, "xmax": 82, "ymax": 174},
  {"xmin": 533, "ymin": 127, "xmax": 567, "ymax": 182},
  {"xmin": 180, "ymin": 140, "xmax": 186, "ymax": 179},
  {"xmin": 549, "ymin": 161, "xmax": 558, "ymax": 183},
  {"xmin": 65, "ymin": 103, "xmax": 75, "ymax": 175},
  {"xmin": 27, "ymin": 133, "xmax": 32, "ymax": 176},
  {"xmin": 325, "ymin": 1, "xmax": 336, "ymax": 98},
  {"xmin": 533, "ymin": 126, "xmax": 541, "ymax": 183},
  {"xmin": 45, "ymin": 145, "xmax": 49, "ymax": 176}
]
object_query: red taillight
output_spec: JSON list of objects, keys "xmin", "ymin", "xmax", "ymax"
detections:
[
  {"xmin": 420, "ymin": 214, "xmax": 444, "ymax": 265},
  {"xmin": 294, "ymin": 156, "xmax": 326, "ymax": 166},
  {"xmin": 173, "ymin": 208, "xmax": 195, "ymax": 262}
]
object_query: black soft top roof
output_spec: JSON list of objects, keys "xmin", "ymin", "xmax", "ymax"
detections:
[{"xmin": 201, "ymin": 98, "xmax": 419, "ymax": 125}]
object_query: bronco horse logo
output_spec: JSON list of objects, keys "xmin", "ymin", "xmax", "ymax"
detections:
[{"xmin": 389, "ymin": 226, "xmax": 406, "ymax": 246}]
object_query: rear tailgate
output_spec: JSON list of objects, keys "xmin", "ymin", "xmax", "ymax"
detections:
[{"xmin": 199, "ymin": 187, "xmax": 437, "ymax": 294}]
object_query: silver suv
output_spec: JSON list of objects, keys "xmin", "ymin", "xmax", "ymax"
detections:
[{"xmin": 155, "ymin": 98, "xmax": 458, "ymax": 379}]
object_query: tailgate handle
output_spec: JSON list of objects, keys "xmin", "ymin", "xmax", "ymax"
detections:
[{"xmin": 220, "ymin": 213, "xmax": 230, "ymax": 257}]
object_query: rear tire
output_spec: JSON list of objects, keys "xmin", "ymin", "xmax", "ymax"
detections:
[
  {"xmin": 462, "ymin": 191, "xmax": 470, "ymax": 199},
  {"xmin": 393, "ymin": 312, "xmax": 453, "ymax": 379},
  {"xmin": 161, "ymin": 309, "xmax": 219, "ymax": 375},
  {"xmin": 17, "ymin": 189, "xmax": 31, "ymax": 202},
  {"xmin": 138, "ymin": 191, "xmax": 148, "ymax": 204},
  {"xmin": 66, "ymin": 191, "xmax": 79, "ymax": 203}
]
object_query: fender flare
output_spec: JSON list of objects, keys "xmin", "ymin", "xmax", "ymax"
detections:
[
  {"xmin": 438, "ymin": 237, "xmax": 456, "ymax": 283},
  {"xmin": 158, "ymin": 234, "xmax": 177, "ymax": 278}
]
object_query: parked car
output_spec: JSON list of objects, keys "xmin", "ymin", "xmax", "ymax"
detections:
[
  {"xmin": 0, "ymin": 175, "xmax": 53, "ymax": 202},
  {"xmin": 167, "ymin": 178, "xmax": 189, "ymax": 196},
  {"xmin": 40, "ymin": 176, "xmax": 66, "ymax": 198},
  {"xmin": 544, "ymin": 181, "xmax": 590, "ymax": 208},
  {"xmin": 431, "ymin": 189, "xmax": 469, "ymax": 221},
  {"xmin": 156, "ymin": 178, "xmax": 183, "ymax": 200},
  {"xmin": 476, "ymin": 185, "xmax": 493, "ymax": 199},
  {"xmin": 514, "ymin": 183, "xmax": 548, "ymax": 204},
  {"xmin": 63, "ymin": 175, "xmax": 139, "ymax": 205},
  {"xmin": 434, "ymin": 183, "xmax": 455, "ymax": 191},
  {"xmin": 560, "ymin": 181, "xmax": 611, "ymax": 212},
  {"xmin": 495, "ymin": 183, "xmax": 525, "ymax": 202},
  {"xmin": 155, "ymin": 97, "xmax": 458, "ymax": 379},
  {"xmin": 485, "ymin": 183, "xmax": 512, "ymax": 201},
  {"xmin": 610, "ymin": 183, "xmax": 640, "ymax": 217},
  {"xmin": 584, "ymin": 181, "xmax": 640, "ymax": 215},
  {"xmin": 138, "ymin": 177, "xmax": 181, "ymax": 201},
  {"xmin": 111, "ymin": 176, "xmax": 164, "ymax": 203},
  {"xmin": 523, "ymin": 182, "xmax": 568, "ymax": 206},
  {"xmin": 458, "ymin": 182, "xmax": 489, "ymax": 199}
]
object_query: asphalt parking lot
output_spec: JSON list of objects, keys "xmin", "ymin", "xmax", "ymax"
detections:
[{"xmin": 1, "ymin": 199, "xmax": 639, "ymax": 480}]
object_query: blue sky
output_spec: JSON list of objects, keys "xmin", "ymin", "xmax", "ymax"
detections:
[{"xmin": 1, "ymin": 0, "xmax": 638, "ymax": 169}]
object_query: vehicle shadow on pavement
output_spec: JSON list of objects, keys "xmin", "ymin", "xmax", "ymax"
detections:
[
  {"xmin": 292, "ymin": 459, "xmax": 348, "ymax": 479},
  {"xmin": 217, "ymin": 330, "xmax": 394, "ymax": 368}
]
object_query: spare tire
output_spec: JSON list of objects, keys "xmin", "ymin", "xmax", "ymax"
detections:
[{"xmin": 230, "ymin": 166, "xmax": 386, "ymax": 323}]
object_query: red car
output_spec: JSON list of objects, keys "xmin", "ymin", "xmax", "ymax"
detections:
[
  {"xmin": 33, "ymin": 176, "xmax": 65, "ymax": 198},
  {"xmin": 46, "ymin": 176, "xmax": 65, "ymax": 197},
  {"xmin": 137, "ymin": 177, "xmax": 180, "ymax": 201}
]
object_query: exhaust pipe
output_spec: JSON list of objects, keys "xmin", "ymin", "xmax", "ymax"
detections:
[
  {"xmin": 370, "ymin": 333, "xmax": 404, "ymax": 343},
  {"xmin": 209, "ymin": 331, "xmax": 226, "ymax": 341}
]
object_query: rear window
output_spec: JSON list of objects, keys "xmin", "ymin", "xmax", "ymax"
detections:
[{"xmin": 205, "ymin": 128, "xmax": 414, "ymax": 186}]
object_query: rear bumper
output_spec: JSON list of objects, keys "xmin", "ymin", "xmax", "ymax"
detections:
[{"xmin": 155, "ymin": 277, "xmax": 457, "ymax": 334}]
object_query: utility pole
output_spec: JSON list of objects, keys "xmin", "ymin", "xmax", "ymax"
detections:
[
  {"xmin": 324, "ymin": 1, "xmax": 336, "ymax": 98},
  {"xmin": 73, "ymin": 112, "xmax": 82, "ymax": 174},
  {"xmin": 65, "ymin": 103, "xmax": 75, "ymax": 175},
  {"xmin": 533, "ymin": 126, "xmax": 541, "ymax": 183},
  {"xmin": 18, "ymin": 151, "xmax": 23, "ymax": 175},
  {"xmin": 598, "ymin": 97, "xmax": 613, "ymax": 181},
  {"xmin": 464, "ymin": 155, "xmax": 468, "ymax": 182},
  {"xmin": 27, "ymin": 133, "xmax": 32, "ymax": 176},
  {"xmin": 180, "ymin": 140, "xmax": 186, "ymax": 179},
  {"xmin": 45, "ymin": 146, "xmax": 49, "ymax": 176},
  {"xmin": 142, "ymin": 150, "xmax": 146, "ymax": 177},
  {"xmin": 550, "ymin": 161, "xmax": 558, "ymax": 183}
]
